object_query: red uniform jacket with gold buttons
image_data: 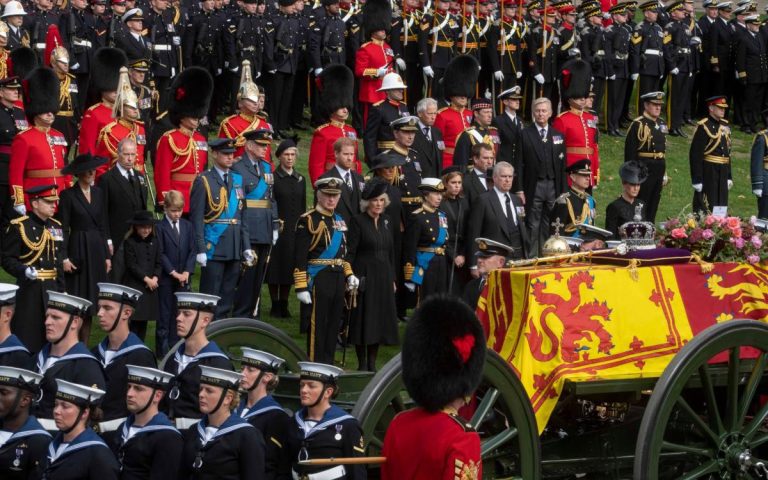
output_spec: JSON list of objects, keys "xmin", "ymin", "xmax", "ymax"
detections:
[
  {"xmin": 552, "ymin": 108, "xmax": 601, "ymax": 185},
  {"xmin": 93, "ymin": 119, "xmax": 147, "ymax": 180},
  {"xmin": 217, "ymin": 113, "xmax": 273, "ymax": 164},
  {"xmin": 9, "ymin": 126, "xmax": 71, "ymax": 209},
  {"xmin": 154, "ymin": 128, "xmax": 209, "ymax": 213},
  {"xmin": 354, "ymin": 39, "xmax": 394, "ymax": 104},
  {"xmin": 78, "ymin": 102, "xmax": 114, "ymax": 155},
  {"xmin": 434, "ymin": 106, "xmax": 473, "ymax": 168},
  {"xmin": 308, "ymin": 121, "xmax": 360, "ymax": 184}
]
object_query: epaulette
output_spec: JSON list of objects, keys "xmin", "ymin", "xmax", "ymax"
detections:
[
  {"xmin": 489, "ymin": 126, "xmax": 498, "ymax": 131},
  {"xmin": 156, "ymin": 111, "xmax": 168, "ymax": 121},
  {"xmin": 86, "ymin": 103, "xmax": 103, "ymax": 112},
  {"xmin": 444, "ymin": 410, "xmax": 476, "ymax": 432},
  {"xmin": 10, "ymin": 216, "xmax": 27, "ymax": 225},
  {"xmin": 633, "ymin": 116, "xmax": 643, "ymax": 122},
  {"xmin": 315, "ymin": 122, "xmax": 330, "ymax": 130},
  {"xmin": 556, "ymin": 110, "xmax": 570, "ymax": 118},
  {"xmin": 412, "ymin": 207, "xmax": 424, "ymax": 214},
  {"xmin": 221, "ymin": 114, "xmax": 238, "ymax": 125},
  {"xmin": 66, "ymin": 72, "xmax": 75, "ymax": 79},
  {"xmin": 437, "ymin": 107, "xmax": 449, "ymax": 113},
  {"xmin": 360, "ymin": 41, "xmax": 371, "ymax": 47},
  {"xmin": 49, "ymin": 218, "xmax": 61, "ymax": 225},
  {"xmin": 461, "ymin": 126, "xmax": 476, "ymax": 133},
  {"xmin": 696, "ymin": 118, "xmax": 708, "ymax": 125},
  {"xmin": 373, "ymin": 99, "xmax": 385, "ymax": 106},
  {"xmin": 300, "ymin": 208, "xmax": 316, "ymax": 218}
]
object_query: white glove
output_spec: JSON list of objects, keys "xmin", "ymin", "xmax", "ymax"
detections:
[
  {"xmin": 484, "ymin": 88, "xmax": 492, "ymax": 99},
  {"xmin": 268, "ymin": 69, "xmax": 277, "ymax": 74},
  {"xmin": 172, "ymin": 36, "xmax": 181, "ymax": 46},
  {"xmin": 347, "ymin": 275, "xmax": 360, "ymax": 290},
  {"xmin": 602, "ymin": 11, "xmax": 611, "ymax": 19},
  {"xmin": 631, "ymin": 73, "xmax": 639, "ymax": 80},
  {"xmin": 608, "ymin": 74, "xmax": 616, "ymax": 80},
  {"xmin": 71, "ymin": 62, "xmax": 80, "ymax": 70},
  {"xmin": 727, "ymin": 179, "xmax": 734, "ymax": 190},
  {"xmin": 243, "ymin": 249, "xmax": 256, "ymax": 264},
  {"xmin": 376, "ymin": 66, "xmax": 388, "ymax": 77},
  {"xmin": 423, "ymin": 66, "xmax": 435, "ymax": 78},
  {"xmin": 254, "ymin": 71, "xmax": 261, "ymax": 80},
  {"xmin": 314, "ymin": 68, "xmax": 323, "ymax": 76},
  {"xmin": 297, "ymin": 291, "xmax": 312, "ymax": 304},
  {"xmin": 196, "ymin": 253, "xmax": 208, "ymax": 267},
  {"xmin": 670, "ymin": 67, "xmax": 679, "ymax": 75},
  {"xmin": 688, "ymin": 72, "xmax": 693, "ymax": 77},
  {"xmin": 272, "ymin": 229, "xmax": 279, "ymax": 245},
  {"xmin": 692, "ymin": 183, "xmax": 703, "ymax": 193},
  {"xmin": 396, "ymin": 58, "xmax": 406, "ymax": 71},
  {"xmin": 229, "ymin": 66, "xmax": 239, "ymax": 73},
  {"xmin": 534, "ymin": 73, "xmax": 545, "ymax": 85},
  {"xmin": 13, "ymin": 204, "xmax": 26, "ymax": 216},
  {"xmin": 516, "ymin": 71, "xmax": 523, "ymax": 79},
  {"xmin": 754, "ymin": 189, "xmax": 763, "ymax": 197},
  {"xmin": 216, "ymin": 68, "xmax": 222, "ymax": 76},
  {"xmin": 24, "ymin": 267, "xmax": 37, "ymax": 280},
  {"xmin": 404, "ymin": 282, "xmax": 416, "ymax": 292},
  {"xmin": 494, "ymin": 70, "xmax": 504, "ymax": 82}
]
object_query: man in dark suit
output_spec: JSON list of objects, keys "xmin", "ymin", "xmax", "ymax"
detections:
[
  {"xmin": 467, "ymin": 161, "xmax": 528, "ymax": 277},
  {"xmin": 317, "ymin": 137, "xmax": 365, "ymax": 222},
  {"xmin": 114, "ymin": 8, "xmax": 150, "ymax": 61},
  {"xmin": 100, "ymin": 137, "xmax": 147, "ymax": 254},
  {"xmin": 493, "ymin": 86, "xmax": 524, "ymax": 169},
  {"xmin": 411, "ymin": 97, "xmax": 444, "ymax": 178},
  {"xmin": 514, "ymin": 98, "xmax": 567, "ymax": 256},
  {"xmin": 462, "ymin": 143, "xmax": 495, "ymax": 208}
]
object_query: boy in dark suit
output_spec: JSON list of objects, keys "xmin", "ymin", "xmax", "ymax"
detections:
[{"xmin": 155, "ymin": 190, "xmax": 196, "ymax": 357}]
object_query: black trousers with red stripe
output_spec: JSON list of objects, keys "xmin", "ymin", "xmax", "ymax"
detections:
[{"xmin": 299, "ymin": 268, "xmax": 346, "ymax": 364}]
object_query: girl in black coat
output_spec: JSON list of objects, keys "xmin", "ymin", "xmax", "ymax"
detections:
[
  {"xmin": 440, "ymin": 168, "xmax": 470, "ymax": 295},
  {"xmin": 120, "ymin": 211, "xmax": 162, "ymax": 341}
]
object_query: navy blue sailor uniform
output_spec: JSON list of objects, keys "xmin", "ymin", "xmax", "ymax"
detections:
[
  {"xmin": 231, "ymin": 152, "xmax": 281, "ymax": 318},
  {"xmin": 402, "ymin": 203, "xmax": 449, "ymax": 302},
  {"xmin": 0, "ymin": 334, "xmax": 34, "ymax": 369},
  {"xmin": 190, "ymin": 167, "xmax": 251, "ymax": 319},
  {"xmin": 0, "ymin": 415, "xmax": 51, "ymax": 480},
  {"xmin": 287, "ymin": 405, "xmax": 366, "ymax": 480},
  {"xmin": 235, "ymin": 394, "xmax": 292, "ymax": 480},
  {"xmin": 161, "ymin": 342, "xmax": 234, "ymax": 426},
  {"xmin": 35, "ymin": 343, "xmax": 106, "ymax": 421},
  {"xmin": 111, "ymin": 412, "xmax": 183, "ymax": 480},
  {"xmin": 41, "ymin": 426, "xmax": 119, "ymax": 479},
  {"xmin": 92, "ymin": 334, "xmax": 156, "ymax": 423},
  {"xmin": 180, "ymin": 413, "xmax": 265, "ymax": 479}
]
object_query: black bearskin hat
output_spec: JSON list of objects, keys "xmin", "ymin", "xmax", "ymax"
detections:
[
  {"xmin": 23, "ymin": 67, "xmax": 60, "ymax": 122},
  {"xmin": 562, "ymin": 59, "xmax": 592, "ymax": 100},
  {"xmin": 91, "ymin": 47, "xmax": 128, "ymax": 92},
  {"xmin": 362, "ymin": 0, "xmax": 392, "ymax": 36},
  {"xmin": 402, "ymin": 294, "xmax": 486, "ymax": 412},
  {"xmin": 168, "ymin": 67, "xmax": 214, "ymax": 126},
  {"xmin": 443, "ymin": 55, "xmax": 480, "ymax": 99},
  {"xmin": 317, "ymin": 64, "xmax": 354, "ymax": 120},
  {"xmin": 9, "ymin": 47, "xmax": 38, "ymax": 80}
]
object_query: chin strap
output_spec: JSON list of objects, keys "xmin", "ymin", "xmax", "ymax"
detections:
[
  {"xmin": 60, "ymin": 406, "xmax": 86, "ymax": 435},
  {"xmin": 184, "ymin": 311, "xmax": 201, "ymax": 340},
  {"xmin": 107, "ymin": 303, "xmax": 125, "ymax": 333},
  {"xmin": 307, "ymin": 383, "xmax": 333, "ymax": 409},
  {"xmin": 52, "ymin": 314, "xmax": 76, "ymax": 345},
  {"xmin": 135, "ymin": 389, "xmax": 157, "ymax": 415},
  {"xmin": 208, "ymin": 388, "xmax": 229, "ymax": 416},
  {"xmin": 247, "ymin": 371, "xmax": 265, "ymax": 392}
]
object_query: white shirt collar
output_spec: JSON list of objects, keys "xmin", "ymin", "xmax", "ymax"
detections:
[
  {"xmin": 116, "ymin": 163, "xmax": 131, "ymax": 178},
  {"xmin": 213, "ymin": 165, "xmax": 229, "ymax": 182},
  {"xmin": 335, "ymin": 165, "xmax": 351, "ymax": 178},
  {"xmin": 505, "ymin": 110, "xmax": 518, "ymax": 122}
]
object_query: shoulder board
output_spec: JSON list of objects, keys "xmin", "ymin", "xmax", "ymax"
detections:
[
  {"xmin": 446, "ymin": 412, "xmax": 475, "ymax": 432},
  {"xmin": 488, "ymin": 126, "xmax": 498, "ymax": 131},
  {"xmin": 361, "ymin": 41, "xmax": 371, "ymax": 47},
  {"xmin": 49, "ymin": 218, "xmax": 61, "ymax": 225},
  {"xmin": 66, "ymin": 72, "xmax": 76, "ymax": 79},
  {"xmin": 462, "ymin": 127, "xmax": 475, "ymax": 133},
  {"xmin": 315, "ymin": 123, "xmax": 330, "ymax": 130},
  {"xmin": 221, "ymin": 114, "xmax": 238, "ymax": 124},
  {"xmin": 10, "ymin": 216, "xmax": 27, "ymax": 225},
  {"xmin": 696, "ymin": 118, "xmax": 708, "ymax": 125},
  {"xmin": 412, "ymin": 207, "xmax": 424, "ymax": 214},
  {"xmin": 86, "ymin": 103, "xmax": 102, "ymax": 112},
  {"xmin": 633, "ymin": 116, "xmax": 643, "ymax": 122},
  {"xmin": 373, "ymin": 100, "xmax": 385, "ymax": 106},
  {"xmin": 437, "ymin": 107, "xmax": 449, "ymax": 113},
  {"xmin": 300, "ymin": 209, "xmax": 316, "ymax": 217}
]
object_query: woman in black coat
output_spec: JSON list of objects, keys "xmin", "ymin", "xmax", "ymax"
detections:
[
  {"xmin": 120, "ymin": 210, "xmax": 162, "ymax": 341},
  {"xmin": 57, "ymin": 154, "xmax": 111, "ymax": 342},
  {"xmin": 347, "ymin": 178, "xmax": 398, "ymax": 372},
  {"xmin": 440, "ymin": 167, "xmax": 470, "ymax": 295},
  {"xmin": 267, "ymin": 139, "xmax": 307, "ymax": 318}
]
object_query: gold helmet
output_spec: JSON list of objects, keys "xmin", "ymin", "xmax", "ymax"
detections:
[
  {"xmin": 44, "ymin": 25, "xmax": 68, "ymax": 67},
  {"xmin": 0, "ymin": 22, "xmax": 9, "ymax": 40},
  {"xmin": 237, "ymin": 60, "xmax": 260, "ymax": 104},
  {"xmin": 113, "ymin": 66, "xmax": 139, "ymax": 118}
]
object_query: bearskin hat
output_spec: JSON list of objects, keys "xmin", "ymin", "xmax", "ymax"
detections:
[
  {"xmin": 91, "ymin": 47, "xmax": 128, "ymax": 93},
  {"xmin": 401, "ymin": 294, "xmax": 486, "ymax": 412},
  {"xmin": 561, "ymin": 58, "xmax": 592, "ymax": 101},
  {"xmin": 168, "ymin": 67, "xmax": 214, "ymax": 127},
  {"xmin": 443, "ymin": 55, "xmax": 480, "ymax": 99},
  {"xmin": 9, "ymin": 47, "xmax": 38, "ymax": 80},
  {"xmin": 23, "ymin": 67, "xmax": 60, "ymax": 122},
  {"xmin": 362, "ymin": 0, "xmax": 392, "ymax": 36},
  {"xmin": 317, "ymin": 64, "xmax": 354, "ymax": 120}
]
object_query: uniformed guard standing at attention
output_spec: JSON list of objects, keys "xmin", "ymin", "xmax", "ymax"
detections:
[
  {"xmin": 45, "ymin": 26, "xmax": 81, "ymax": 158},
  {"xmin": 690, "ymin": 95, "xmax": 732, "ymax": 212},
  {"xmin": 162, "ymin": 292, "xmax": 234, "ymax": 430},
  {"xmin": 452, "ymin": 97, "xmax": 501, "ymax": 169},
  {"xmin": 606, "ymin": 3, "xmax": 632, "ymax": 136},
  {"xmin": 110, "ymin": 365, "xmax": 183, "ymax": 480},
  {"xmin": 263, "ymin": 0, "xmax": 301, "ymax": 138},
  {"xmin": 382, "ymin": 294, "xmax": 484, "ymax": 480},
  {"xmin": 144, "ymin": 0, "xmax": 182, "ymax": 109},
  {"xmin": 363, "ymin": 72, "xmax": 410, "ymax": 163},
  {"xmin": 0, "ymin": 76, "xmax": 27, "ymax": 225},
  {"xmin": 1, "ymin": 185, "xmax": 65, "ymax": 353},
  {"xmin": 286, "ymin": 362, "xmax": 366, "ymax": 480},
  {"xmin": 354, "ymin": 0, "xmax": 395, "ymax": 128},
  {"xmin": 182, "ymin": 0, "xmax": 226, "ymax": 120},
  {"xmin": 224, "ymin": 0, "xmax": 266, "ymax": 107},
  {"xmin": 403, "ymin": 178, "xmax": 449, "ymax": 303},
  {"xmin": 750, "ymin": 108, "xmax": 768, "ymax": 219},
  {"xmin": 552, "ymin": 159, "xmax": 598, "ymax": 236},
  {"xmin": 235, "ymin": 348, "xmax": 292, "ymax": 480},
  {"xmin": 631, "ymin": 1, "xmax": 665, "ymax": 104},
  {"xmin": 418, "ymin": 0, "xmax": 461, "ymax": 101},
  {"xmin": 0, "ymin": 366, "xmax": 50, "ymax": 480},
  {"xmin": 190, "ymin": 138, "xmax": 255, "ymax": 319},
  {"xmin": 127, "ymin": 59, "xmax": 156, "ymax": 130},
  {"xmin": 624, "ymin": 91, "xmax": 668, "ymax": 223},
  {"xmin": 434, "ymin": 55, "xmax": 478, "ymax": 168},
  {"xmin": 493, "ymin": 86, "xmax": 524, "ymax": 169},
  {"xmin": 663, "ymin": 0, "xmax": 694, "ymax": 137},
  {"xmin": 735, "ymin": 14, "xmax": 768, "ymax": 134},
  {"xmin": 382, "ymin": 116, "xmax": 425, "ymax": 218},
  {"xmin": 294, "ymin": 178, "xmax": 359, "ymax": 364},
  {"xmin": 0, "ymin": 284, "xmax": 34, "ymax": 369}
]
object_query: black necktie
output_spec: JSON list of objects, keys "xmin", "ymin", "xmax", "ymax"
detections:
[
  {"xmin": 128, "ymin": 170, "xmax": 134, "ymax": 185},
  {"xmin": 424, "ymin": 127, "xmax": 430, "ymax": 141},
  {"xmin": 504, "ymin": 193, "xmax": 516, "ymax": 231},
  {"xmin": 173, "ymin": 221, "xmax": 180, "ymax": 239},
  {"xmin": 540, "ymin": 128, "xmax": 546, "ymax": 140},
  {"xmin": 223, "ymin": 172, "xmax": 228, "ymax": 189},
  {"xmin": 344, "ymin": 172, "xmax": 352, "ymax": 190}
]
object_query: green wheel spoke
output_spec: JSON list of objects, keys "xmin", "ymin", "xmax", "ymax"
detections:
[
  {"xmin": 368, "ymin": 435, "xmax": 384, "ymax": 449},
  {"xmin": 726, "ymin": 346, "xmax": 741, "ymax": 431},
  {"xmin": 699, "ymin": 364, "xmax": 725, "ymax": 435},
  {"xmin": 480, "ymin": 427, "xmax": 519, "ymax": 457},
  {"xmin": 677, "ymin": 396, "xmax": 721, "ymax": 446},
  {"xmin": 675, "ymin": 459, "xmax": 720, "ymax": 480},
  {"xmin": 738, "ymin": 353, "xmax": 768, "ymax": 428},
  {"xmin": 661, "ymin": 441, "xmax": 713, "ymax": 457},
  {"xmin": 742, "ymin": 400, "xmax": 768, "ymax": 441},
  {"xmin": 750, "ymin": 432, "xmax": 768, "ymax": 448},
  {"xmin": 470, "ymin": 388, "xmax": 499, "ymax": 430},
  {"xmin": 391, "ymin": 394, "xmax": 406, "ymax": 413}
]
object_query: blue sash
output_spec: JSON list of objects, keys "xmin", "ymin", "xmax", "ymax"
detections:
[
  {"xmin": 306, "ymin": 213, "xmax": 343, "ymax": 289},
  {"xmin": 246, "ymin": 161, "xmax": 271, "ymax": 200},
  {"xmin": 572, "ymin": 196, "xmax": 596, "ymax": 239},
  {"xmin": 204, "ymin": 172, "xmax": 243, "ymax": 260},
  {"xmin": 412, "ymin": 211, "xmax": 448, "ymax": 285}
]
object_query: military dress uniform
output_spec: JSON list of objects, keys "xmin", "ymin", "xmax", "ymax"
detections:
[
  {"xmin": 145, "ymin": 7, "xmax": 182, "ymax": 108},
  {"xmin": 663, "ymin": 9, "xmax": 694, "ymax": 133},
  {"xmin": 77, "ymin": 101, "xmax": 114, "ymax": 155},
  {"xmin": 382, "ymin": 144, "xmax": 423, "ymax": 216},
  {"xmin": 434, "ymin": 105, "xmax": 473, "ymax": 168},
  {"xmin": 390, "ymin": 5, "xmax": 424, "ymax": 109},
  {"xmin": 452, "ymin": 122, "xmax": 501, "ymax": 169},
  {"xmin": 59, "ymin": 5, "xmax": 96, "ymax": 111},
  {"xmin": 308, "ymin": 119, "xmax": 359, "ymax": 183},
  {"xmin": 362, "ymin": 96, "xmax": 410, "ymax": 162},
  {"xmin": 218, "ymin": 112, "xmax": 273, "ymax": 161},
  {"xmin": 553, "ymin": 187, "xmax": 598, "ymax": 237},
  {"xmin": 552, "ymin": 107, "xmax": 600, "ymax": 185},
  {"xmin": 0, "ymin": 79, "xmax": 27, "ymax": 223},
  {"xmin": 751, "ymin": 127, "xmax": 768, "ymax": 218},
  {"xmin": 527, "ymin": 22, "xmax": 561, "ymax": 103},
  {"xmin": 264, "ymin": 9, "xmax": 301, "ymax": 134},
  {"xmin": 22, "ymin": 6, "xmax": 59, "ymax": 61},
  {"xmin": 94, "ymin": 118, "xmax": 147, "ymax": 179},
  {"xmin": 354, "ymin": 38, "xmax": 394, "ymax": 126},
  {"xmin": 690, "ymin": 105, "xmax": 732, "ymax": 211},
  {"xmin": 154, "ymin": 127, "xmax": 209, "ymax": 213},
  {"xmin": 0, "ymin": 332, "xmax": 33, "ymax": 369},
  {"xmin": 624, "ymin": 101, "xmax": 668, "ymax": 222},
  {"xmin": 607, "ymin": 11, "xmax": 632, "ymax": 133},
  {"xmin": 225, "ymin": 4, "xmax": 267, "ymax": 81},
  {"xmin": 631, "ymin": 14, "xmax": 665, "ymax": 102},
  {"xmin": 52, "ymin": 72, "xmax": 80, "ymax": 156},
  {"xmin": 709, "ymin": 12, "xmax": 734, "ymax": 101},
  {"xmin": 112, "ymin": 411, "xmax": 183, "ymax": 480},
  {"xmin": 418, "ymin": 10, "xmax": 461, "ymax": 100},
  {"xmin": 581, "ymin": 21, "xmax": 612, "ymax": 119},
  {"xmin": 735, "ymin": 17, "xmax": 768, "ymax": 133},
  {"xmin": 9, "ymin": 126, "xmax": 70, "ymax": 212},
  {"xmin": 486, "ymin": 14, "xmax": 526, "ymax": 92}
]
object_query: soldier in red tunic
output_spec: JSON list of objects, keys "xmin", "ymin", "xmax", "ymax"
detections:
[
  {"xmin": 552, "ymin": 59, "xmax": 601, "ymax": 187},
  {"xmin": 77, "ymin": 47, "xmax": 127, "ymax": 155},
  {"xmin": 382, "ymin": 294, "xmax": 484, "ymax": 480},
  {"xmin": 308, "ymin": 64, "xmax": 360, "ymax": 184},
  {"xmin": 94, "ymin": 67, "xmax": 147, "ymax": 181},
  {"xmin": 218, "ymin": 60, "xmax": 273, "ymax": 162},
  {"xmin": 9, "ymin": 68, "xmax": 71, "ymax": 215},
  {"xmin": 434, "ymin": 55, "xmax": 478, "ymax": 168},
  {"xmin": 354, "ymin": 0, "xmax": 394, "ymax": 128},
  {"xmin": 154, "ymin": 67, "xmax": 213, "ymax": 213}
]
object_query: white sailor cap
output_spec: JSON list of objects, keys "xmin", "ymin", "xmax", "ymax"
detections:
[
  {"xmin": 55, "ymin": 379, "xmax": 105, "ymax": 406},
  {"xmin": 199, "ymin": 365, "xmax": 242, "ymax": 390},
  {"xmin": 418, "ymin": 177, "xmax": 446, "ymax": 193},
  {"xmin": 497, "ymin": 85, "xmax": 523, "ymax": 100},
  {"xmin": 745, "ymin": 13, "xmax": 760, "ymax": 22},
  {"xmin": 174, "ymin": 292, "xmax": 220, "ymax": 313},
  {"xmin": 564, "ymin": 236, "xmax": 584, "ymax": 248},
  {"xmin": 0, "ymin": 283, "xmax": 19, "ymax": 306},
  {"xmin": 732, "ymin": 3, "xmax": 747, "ymax": 13},
  {"xmin": 298, "ymin": 361, "xmax": 343, "ymax": 384},
  {"xmin": 240, "ymin": 348, "xmax": 285, "ymax": 373},
  {"xmin": 47, "ymin": 291, "xmax": 92, "ymax": 316},
  {"xmin": 716, "ymin": 1, "xmax": 733, "ymax": 9},
  {"xmin": 0, "ymin": 366, "xmax": 43, "ymax": 391},
  {"xmin": 97, "ymin": 282, "xmax": 142, "ymax": 307},
  {"xmin": 126, "ymin": 365, "xmax": 174, "ymax": 389}
]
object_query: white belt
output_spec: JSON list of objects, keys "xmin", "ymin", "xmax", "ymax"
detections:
[
  {"xmin": 645, "ymin": 49, "xmax": 661, "ymax": 56},
  {"xmin": 38, "ymin": 418, "xmax": 57, "ymax": 431},
  {"xmin": 596, "ymin": 49, "xmax": 605, "ymax": 55},
  {"xmin": 73, "ymin": 39, "xmax": 92, "ymax": 48},
  {"xmin": 153, "ymin": 44, "xmax": 172, "ymax": 51},
  {"xmin": 175, "ymin": 417, "xmax": 199, "ymax": 429},
  {"xmin": 35, "ymin": 42, "xmax": 45, "ymax": 49},
  {"xmin": 98, "ymin": 417, "xmax": 126, "ymax": 432},
  {"xmin": 292, "ymin": 466, "xmax": 346, "ymax": 480}
]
